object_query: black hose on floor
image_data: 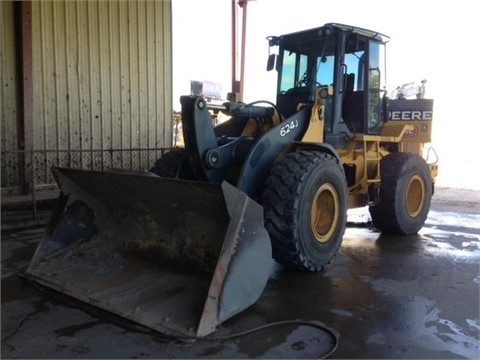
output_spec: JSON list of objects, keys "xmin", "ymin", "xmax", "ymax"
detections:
[
  {"xmin": 25, "ymin": 276, "xmax": 340, "ymax": 359},
  {"xmin": 128, "ymin": 318, "xmax": 340, "ymax": 358}
]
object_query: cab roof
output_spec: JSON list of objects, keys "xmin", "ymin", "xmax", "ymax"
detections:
[{"xmin": 269, "ymin": 22, "xmax": 390, "ymax": 46}]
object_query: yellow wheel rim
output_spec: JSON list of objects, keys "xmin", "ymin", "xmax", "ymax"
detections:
[
  {"xmin": 406, "ymin": 174, "xmax": 426, "ymax": 217},
  {"xmin": 311, "ymin": 183, "xmax": 339, "ymax": 243}
]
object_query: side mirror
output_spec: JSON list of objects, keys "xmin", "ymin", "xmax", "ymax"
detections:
[{"xmin": 266, "ymin": 54, "xmax": 277, "ymax": 71}]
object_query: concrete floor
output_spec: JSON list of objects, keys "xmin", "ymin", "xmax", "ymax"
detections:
[{"xmin": 1, "ymin": 187, "xmax": 479, "ymax": 359}]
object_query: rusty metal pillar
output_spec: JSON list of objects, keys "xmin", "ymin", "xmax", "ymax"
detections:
[
  {"xmin": 238, "ymin": 0, "xmax": 248, "ymax": 102},
  {"xmin": 231, "ymin": 0, "xmax": 239, "ymax": 101},
  {"xmin": 230, "ymin": 0, "xmax": 249, "ymax": 103}
]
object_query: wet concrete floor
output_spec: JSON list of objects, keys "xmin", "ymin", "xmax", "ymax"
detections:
[{"xmin": 1, "ymin": 187, "xmax": 479, "ymax": 359}]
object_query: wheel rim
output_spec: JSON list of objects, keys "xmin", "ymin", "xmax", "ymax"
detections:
[
  {"xmin": 406, "ymin": 174, "xmax": 426, "ymax": 217},
  {"xmin": 311, "ymin": 183, "xmax": 339, "ymax": 243}
]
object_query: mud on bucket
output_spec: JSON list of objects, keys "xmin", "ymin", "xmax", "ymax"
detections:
[{"xmin": 25, "ymin": 167, "xmax": 273, "ymax": 337}]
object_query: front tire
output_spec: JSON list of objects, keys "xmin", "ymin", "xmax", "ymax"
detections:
[
  {"xmin": 369, "ymin": 152, "xmax": 432, "ymax": 235},
  {"xmin": 261, "ymin": 151, "xmax": 348, "ymax": 271}
]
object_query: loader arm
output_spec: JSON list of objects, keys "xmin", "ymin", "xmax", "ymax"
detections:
[
  {"xmin": 180, "ymin": 95, "xmax": 272, "ymax": 184},
  {"xmin": 237, "ymin": 104, "xmax": 312, "ymax": 198},
  {"xmin": 181, "ymin": 95, "xmax": 228, "ymax": 183},
  {"xmin": 181, "ymin": 95, "xmax": 312, "ymax": 198}
]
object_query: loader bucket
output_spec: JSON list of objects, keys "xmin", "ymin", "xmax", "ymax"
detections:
[{"xmin": 25, "ymin": 167, "xmax": 272, "ymax": 337}]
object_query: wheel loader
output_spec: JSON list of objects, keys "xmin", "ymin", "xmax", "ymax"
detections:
[{"xmin": 25, "ymin": 23, "xmax": 437, "ymax": 337}]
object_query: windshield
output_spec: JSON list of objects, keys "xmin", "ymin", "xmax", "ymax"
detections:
[
  {"xmin": 279, "ymin": 51, "xmax": 308, "ymax": 92},
  {"xmin": 278, "ymin": 36, "xmax": 335, "ymax": 93}
]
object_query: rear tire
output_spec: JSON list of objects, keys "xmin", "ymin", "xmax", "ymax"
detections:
[
  {"xmin": 261, "ymin": 151, "xmax": 348, "ymax": 271},
  {"xmin": 369, "ymin": 152, "xmax": 432, "ymax": 235},
  {"xmin": 149, "ymin": 148, "xmax": 192, "ymax": 179}
]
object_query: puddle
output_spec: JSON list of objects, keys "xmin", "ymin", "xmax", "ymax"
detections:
[{"xmin": 421, "ymin": 232, "xmax": 480, "ymax": 262}]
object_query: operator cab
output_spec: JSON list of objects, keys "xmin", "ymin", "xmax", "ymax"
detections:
[{"xmin": 268, "ymin": 23, "xmax": 389, "ymax": 146}]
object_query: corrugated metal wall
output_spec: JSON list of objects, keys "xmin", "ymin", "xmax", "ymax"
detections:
[
  {"xmin": 2, "ymin": 0, "xmax": 173, "ymax": 193},
  {"xmin": 0, "ymin": 1, "xmax": 21, "ymax": 189},
  {"xmin": 32, "ymin": 0, "xmax": 173, "ymax": 184}
]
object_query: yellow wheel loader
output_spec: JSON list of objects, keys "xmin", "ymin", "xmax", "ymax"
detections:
[{"xmin": 26, "ymin": 23, "xmax": 437, "ymax": 337}]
